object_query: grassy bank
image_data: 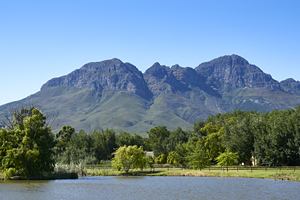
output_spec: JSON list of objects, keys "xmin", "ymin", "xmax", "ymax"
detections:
[
  {"xmin": 86, "ymin": 166, "xmax": 300, "ymax": 181},
  {"xmin": 3, "ymin": 165, "xmax": 299, "ymax": 181}
]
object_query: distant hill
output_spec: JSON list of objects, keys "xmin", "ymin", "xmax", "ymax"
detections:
[{"xmin": 1, "ymin": 55, "xmax": 300, "ymax": 133}]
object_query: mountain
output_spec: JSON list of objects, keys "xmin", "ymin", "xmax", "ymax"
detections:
[{"xmin": 1, "ymin": 55, "xmax": 300, "ymax": 133}]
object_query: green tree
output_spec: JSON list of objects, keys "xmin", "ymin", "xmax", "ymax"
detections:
[
  {"xmin": 168, "ymin": 127, "xmax": 188, "ymax": 152},
  {"xmin": 173, "ymin": 143, "xmax": 189, "ymax": 167},
  {"xmin": 188, "ymin": 147, "xmax": 210, "ymax": 170},
  {"xmin": 55, "ymin": 125, "xmax": 75, "ymax": 151},
  {"xmin": 201, "ymin": 126, "xmax": 225, "ymax": 163},
  {"xmin": 145, "ymin": 126, "xmax": 170, "ymax": 156},
  {"xmin": 92, "ymin": 129, "xmax": 117, "ymax": 161},
  {"xmin": 116, "ymin": 132, "xmax": 145, "ymax": 147},
  {"xmin": 116, "ymin": 131, "xmax": 133, "ymax": 147},
  {"xmin": 0, "ymin": 107, "xmax": 55, "ymax": 179},
  {"xmin": 193, "ymin": 120, "xmax": 206, "ymax": 138},
  {"xmin": 253, "ymin": 109, "xmax": 300, "ymax": 166},
  {"xmin": 60, "ymin": 129, "xmax": 96, "ymax": 164},
  {"xmin": 111, "ymin": 145, "xmax": 146, "ymax": 175},
  {"xmin": 222, "ymin": 113, "xmax": 256, "ymax": 165},
  {"xmin": 155, "ymin": 154, "xmax": 167, "ymax": 164},
  {"xmin": 216, "ymin": 150, "xmax": 238, "ymax": 171},
  {"xmin": 146, "ymin": 156, "xmax": 155, "ymax": 171},
  {"xmin": 167, "ymin": 151, "xmax": 179, "ymax": 165}
]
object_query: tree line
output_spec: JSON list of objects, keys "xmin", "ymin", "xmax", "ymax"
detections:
[
  {"xmin": 2, "ymin": 106, "xmax": 300, "ymax": 178},
  {"xmin": 55, "ymin": 106, "xmax": 300, "ymax": 168}
]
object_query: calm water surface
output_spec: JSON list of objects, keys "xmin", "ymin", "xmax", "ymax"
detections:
[{"xmin": 1, "ymin": 176, "xmax": 300, "ymax": 200}]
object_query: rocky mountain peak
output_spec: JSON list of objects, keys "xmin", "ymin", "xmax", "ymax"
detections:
[
  {"xmin": 280, "ymin": 78, "xmax": 300, "ymax": 96},
  {"xmin": 144, "ymin": 62, "xmax": 170, "ymax": 79},
  {"xmin": 230, "ymin": 54, "xmax": 249, "ymax": 66},
  {"xmin": 41, "ymin": 58, "xmax": 152, "ymax": 99},
  {"xmin": 195, "ymin": 55, "xmax": 280, "ymax": 90},
  {"xmin": 171, "ymin": 65, "xmax": 202, "ymax": 86}
]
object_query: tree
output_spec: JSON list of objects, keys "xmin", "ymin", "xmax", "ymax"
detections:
[
  {"xmin": 201, "ymin": 126, "xmax": 225, "ymax": 163},
  {"xmin": 216, "ymin": 150, "xmax": 238, "ymax": 171},
  {"xmin": 116, "ymin": 132, "xmax": 145, "ymax": 148},
  {"xmin": 253, "ymin": 109, "xmax": 300, "ymax": 166},
  {"xmin": 173, "ymin": 143, "xmax": 189, "ymax": 167},
  {"xmin": 0, "ymin": 107, "xmax": 55, "ymax": 179},
  {"xmin": 116, "ymin": 131, "xmax": 133, "ymax": 147},
  {"xmin": 92, "ymin": 129, "xmax": 117, "ymax": 161},
  {"xmin": 155, "ymin": 154, "xmax": 167, "ymax": 164},
  {"xmin": 111, "ymin": 145, "xmax": 146, "ymax": 175},
  {"xmin": 188, "ymin": 147, "xmax": 210, "ymax": 170},
  {"xmin": 193, "ymin": 120, "xmax": 206, "ymax": 138},
  {"xmin": 222, "ymin": 113, "xmax": 256, "ymax": 165},
  {"xmin": 146, "ymin": 156, "xmax": 155, "ymax": 172},
  {"xmin": 145, "ymin": 126, "xmax": 170, "ymax": 156},
  {"xmin": 61, "ymin": 129, "xmax": 96, "ymax": 164},
  {"xmin": 168, "ymin": 127, "xmax": 188, "ymax": 152},
  {"xmin": 167, "ymin": 151, "xmax": 179, "ymax": 165},
  {"xmin": 55, "ymin": 125, "xmax": 75, "ymax": 151}
]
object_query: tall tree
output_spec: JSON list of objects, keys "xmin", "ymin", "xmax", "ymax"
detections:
[
  {"xmin": 145, "ymin": 126, "xmax": 170, "ymax": 157},
  {"xmin": 92, "ymin": 129, "xmax": 117, "ymax": 161},
  {"xmin": 0, "ymin": 107, "xmax": 55, "ymax": 179},
  {"xmin": 116, "ymin": 132, "xmax": 145, "ymax": 148},
  {"xmin": 62, "ymin": 129, "xmax": 95, "ymax": 164},
  {"xmin": 222, "ymin": 113, "xmax": 256, "ymax": 165},
  {"xmin": 188, "ymin": 147, "xmax": 210, "ymax": 170},
  {"xmin": 55, "ymin": 125, "xmax": 75, "ymax": 151}
]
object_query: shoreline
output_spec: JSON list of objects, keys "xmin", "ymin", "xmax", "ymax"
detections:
[
  {"xmin": 0, "ymin": 172, "xmax": 78, "ymax": 181},
  {"xmin": 1, "ymin": 169, "xmax": 299, "ymax": 182},
  {"xmin": 86, "ymin": 168, "xmax": 300, "ymax": 182}
]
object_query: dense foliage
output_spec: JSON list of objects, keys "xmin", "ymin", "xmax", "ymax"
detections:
[
  {"xmin": 52, "ymin": 106, "xmax": 300, "ymax": 169},
  {"xmin": 111, "ymin": 145, "xmax": 146, "ymax": 175},
  {"xmin": 0, "ymin": 107, "xmax": 55, "ymax": 179},
  {"xmin": 3, "ymin": 106, "xmax": 299, "ymax": 178}
]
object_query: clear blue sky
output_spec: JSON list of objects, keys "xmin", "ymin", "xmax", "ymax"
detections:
[{"xmin": 1, "ymin": 0, "xmax": 300, "ymax": 106}]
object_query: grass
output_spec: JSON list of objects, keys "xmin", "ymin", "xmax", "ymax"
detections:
[
  {"xmin": 2, "ymin": 165, "xmax": 300, "ymax": 181},
  {"xmin": 85, "ymin": 165, "xmax": 300, "ymax": 181}
]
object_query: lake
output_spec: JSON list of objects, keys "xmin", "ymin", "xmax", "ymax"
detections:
[{"xmin": 1, "ymin": 176, "xmax": 300, "ymax": 200}]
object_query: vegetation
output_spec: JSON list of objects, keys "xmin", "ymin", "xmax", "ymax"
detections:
[
  {"xmin": 84, "ymin": 164, "xmax": 300, "ymax": 182},
  {"xmin": 216, "ymin": 150, "xmax": 238, "ymax": 171},
  {"xmin": 3, "ymin": 105, "xmax": 300, "ymax": 180},
  {"xmin": 0, "ymin": 107, "xmax": 55, "ymax": 179},
  {"xmin": 111, "ymin": 145, "xmax": 146, "ymax": 175}
]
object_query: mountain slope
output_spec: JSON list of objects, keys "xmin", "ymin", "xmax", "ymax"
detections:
[{"xmin": 1, "ymin": 55, "xmax": 300, "ymax": 133}]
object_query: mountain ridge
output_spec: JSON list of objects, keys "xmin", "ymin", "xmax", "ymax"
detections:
[{"xmin": 1, "ymin": 55, "xmax": 300, "ymax": 133}]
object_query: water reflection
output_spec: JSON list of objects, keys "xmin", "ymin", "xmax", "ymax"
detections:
[{"xmin": 1, "ymin": 176, "xmax": 300, "ymax": 200}]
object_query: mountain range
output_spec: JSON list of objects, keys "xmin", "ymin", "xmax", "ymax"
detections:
[{"xmin": 1, "ymin": 54, "xmax": 300, "ymax": 133}]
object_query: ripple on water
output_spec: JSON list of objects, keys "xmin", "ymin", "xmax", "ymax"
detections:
[{"xmin": 1, "ymin": 176, "xmax": 300, "ymax": 200}]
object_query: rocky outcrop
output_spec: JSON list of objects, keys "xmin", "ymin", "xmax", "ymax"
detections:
[
  {"xmin": 144, "ymin": 62, "xmax": 219, "ymax": 97},
  {"xmin": 280, "ymin": 78, "xmax": 300, "ymax": 96},
  {"xmin": 41, "ymin": 58, "xmax": 152, "ymax": 99},
  {"xmin": 195, "ymin": 55, "xmax": 281, "ymax": 90},
  {"xmin": 143, "ymin": 62, "xmax": 174, "ymax": 94}
]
